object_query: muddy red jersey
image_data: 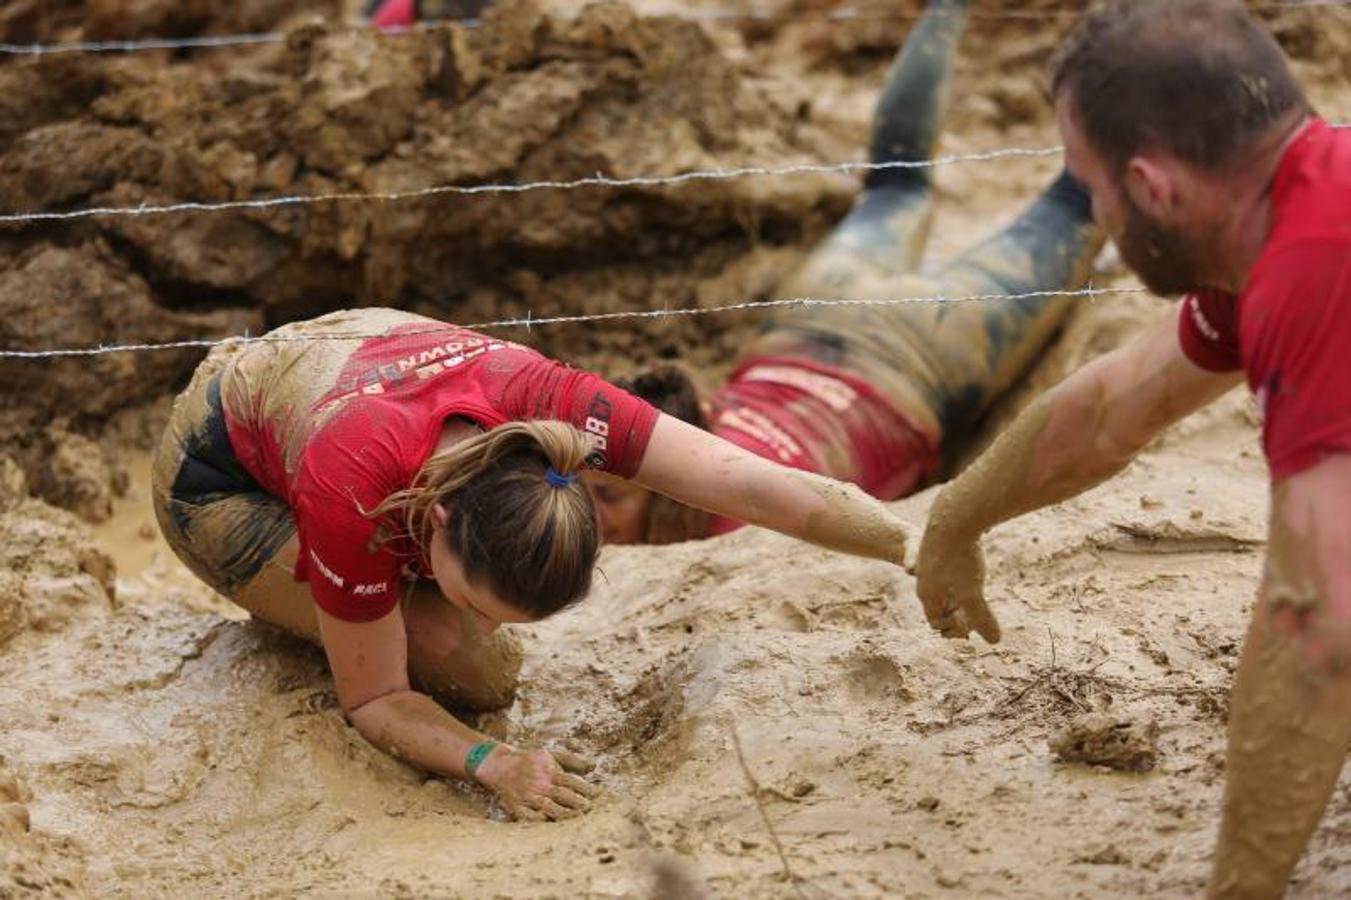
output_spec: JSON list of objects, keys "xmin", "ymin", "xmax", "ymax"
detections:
[
  {"xmin": 370, "ymin": 0, "xmax": 415, "ymax": 28},
  {"xmin": 707, "ymin": 356, "xmax": 936, "ymax": 535},
  {"xmin": 1176, "ymin": 119, "xmax": 1351, "ymax": 481},
  {"xmin": 218, "ymin": 309, "xmax": 658, "ymax": 621}
]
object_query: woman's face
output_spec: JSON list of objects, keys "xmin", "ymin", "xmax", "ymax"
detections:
[
  {"xmin": 428, "ymin": 505, "xmax": 534, "ymax": 635},
  {"xmin": 582, "ymin": 471, "xmax": 652, "ymax": 545}
]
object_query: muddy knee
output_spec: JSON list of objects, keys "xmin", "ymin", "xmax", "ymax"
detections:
[{"xmin": 419, "ymin": 627, "xmax": 524, "ymax": 713}]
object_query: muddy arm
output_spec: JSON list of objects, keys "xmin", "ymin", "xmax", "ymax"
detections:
[
  {"xmin": 634, "ymin": 413, "xmax": 913, "ymax": 565},
  {"xmin": 1208, "ymin": 458, "xmax": 1351, "ymax": 899},
  {"xmin": 916, "ymin": 312, "xmax": 1241, "ymax": 641},
  {"xmin": 318, "ymin": 607, "xmax": 596, "ymax": 820}
]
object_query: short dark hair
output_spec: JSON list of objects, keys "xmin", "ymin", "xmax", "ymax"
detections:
[{"xmin": 1051, "ymin": 0, "xmax": 1310, "ymax": 171}]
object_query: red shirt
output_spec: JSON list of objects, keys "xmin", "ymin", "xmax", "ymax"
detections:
[
  {"xmin": 1177, "ymin": 119, "xmax": 1351, "ymax": 482},
  {"xmin": 370, "ymin": 0, "xmax": 415, "ymax": 29},
  {"xmin": 707, "ymin": 356, "xmax": 936, "ymax": 534},
  {"xmin": 220, "ymin": 311, "xmax": 657, "ymax": 622}
]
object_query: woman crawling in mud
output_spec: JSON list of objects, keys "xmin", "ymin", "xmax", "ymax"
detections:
[
  {"xmin": 152, "ymin": 0, "xmax": 1085, "ymax": 824},
  {"xmin": 151, "ymin": 311, "xmax": 914, "ymax": 820},
  {"xmin": 587, "ymin": 0, "xmax": 1105, "ymax": 545}
]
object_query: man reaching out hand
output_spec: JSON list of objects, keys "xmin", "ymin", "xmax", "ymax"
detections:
[{"xmin": 915, "ymin": 2, "xmax": 1351, "ymax": 897}]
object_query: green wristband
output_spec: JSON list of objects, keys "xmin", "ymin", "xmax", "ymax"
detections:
[{"xmin": 465, "ymin": 740, "xmax": 498, "ymax": 781}]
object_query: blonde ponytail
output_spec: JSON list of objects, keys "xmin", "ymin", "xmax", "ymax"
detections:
[{"xmin": 370, "ymin": 421, "xmax": 600, "ymax": 618}]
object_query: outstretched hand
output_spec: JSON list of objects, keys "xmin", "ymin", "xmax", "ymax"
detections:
[
  {"xmin": 914, "ymin": 525, "xmax": 1001, "ymax": 644},
  {"xmin": 475, "ymin": 745, "xmax": 600, "ymax": 822}
]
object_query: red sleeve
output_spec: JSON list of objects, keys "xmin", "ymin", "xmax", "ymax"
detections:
[
  {"xmin": 291, "ymin": 447, "xmax": 405, "ymax": 623},
  {"xmin": 500, "ymin": 360, "xmax": 659, "ymax": 478},
  {"xmin": 1243, "ymin": 243, "xmax": 1351, "ymax": 482},
  {"xmin": 1177, "ymin": 289, "xmax": 1242, "ymax": 372}
]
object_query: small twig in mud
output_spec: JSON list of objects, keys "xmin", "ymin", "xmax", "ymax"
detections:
[
  {"xmin": 1006, "ymin": 628, "xmax": 1060, "ymax": 706},
  {"xmin": 1002, "ymin": 629, "xmax": 1114, "ymax": 715},
  {"xmin": 729, "ymin": 727, "xmax": 812, "ymax": 900}
]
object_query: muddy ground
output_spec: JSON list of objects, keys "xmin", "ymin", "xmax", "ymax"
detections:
[{"xmin": 1, "ymin": 0, "xmax": 1349, "ymax": 897}]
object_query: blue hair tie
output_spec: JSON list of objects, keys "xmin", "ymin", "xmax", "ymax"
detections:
[{"xmin": 545, "ymin": 467, "xmax": 578, "ymax": 488}]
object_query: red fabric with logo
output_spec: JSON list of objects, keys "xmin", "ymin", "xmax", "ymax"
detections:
[
  {"xmin": 707, "ymin": 356, "xmax": 937, "ymax": 535},
  {"xmin": 225, "ymin": 323, "xmax": 657, "ymax": 622},
  {"xmin": 1175, "ymin": 119, "xmax": 1351, "ymax": 482}
]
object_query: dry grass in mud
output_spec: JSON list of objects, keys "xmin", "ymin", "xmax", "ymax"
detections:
[{"xmin": 2, "ymin": 0, "xmax": 1351, "ymax": 897}]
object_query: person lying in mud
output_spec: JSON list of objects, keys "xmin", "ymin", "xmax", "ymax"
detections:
[
  {"xmin": 152, "ymin": 309, "xmax": 913, "ymax": 821},
  {"xmin": 915, "ymin": 2, "xmax": 1351, "ymax": 896},
  {"xmin": 583, "ymin": 0, "xmax": 1105, "ymax": 544}
]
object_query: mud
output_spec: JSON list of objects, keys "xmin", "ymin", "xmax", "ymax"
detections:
[
  {"xmin": 2, "ymin": 0, "xmax": 1350, "ymax": 897},
  {"xmin": 1051, "ymin": 713, "xmax": 1160, "ymax": 774},
  {"xmin": 0, "ymin": 0, "xmax": 857, "ymax": 433}
]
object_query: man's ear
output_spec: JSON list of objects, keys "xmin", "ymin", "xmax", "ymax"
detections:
[
  {"xmin": 1124, "ymin": 154, "xmax": 1177, "ymax": 219},
  {"xmin": 432, "ymin": 503, "xmax": 450, "ymax": 530}
]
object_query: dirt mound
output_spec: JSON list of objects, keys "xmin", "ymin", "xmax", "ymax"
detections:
[
  {"xmin": 1, "ymin": 0, "xmax": 854, "ymax": 434},
  {"xmin": 0, "ymin": 457, "xmax": 116, "ymax": 648},
  {"xmin": 1, "ymin": 766, "xmax": 87, "ymax": 897},
  {"xmin": 0, "ymin": 0, "xmax": 346, "ymax": 46}
]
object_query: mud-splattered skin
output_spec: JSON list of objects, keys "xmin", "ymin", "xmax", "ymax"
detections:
[{"xmin": 1210, "ymin": 467, "xmax": 1351, "ymax": 900}]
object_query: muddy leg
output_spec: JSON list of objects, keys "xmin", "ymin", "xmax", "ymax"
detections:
[
  {"xmin": 781, "ymin": 0, "xmax": 971, "ymax": 291},
  {"xmin": 910, "ymin": 170, "xmax": 1105, "ymax": 431},
  {"xmin": 231, "ymin": 536, "xmax": 320, "ymax": 643},
  {"xmin": 403, "ymin": 582, "xmax": 524, "ymax": 712},
  {"xmin": 936, "ymin": 169, "xmax": 1101, "ymax": 299},
  {"xmin": 866, "ymin": 0, "xmax": 970, "ymax": 194}
]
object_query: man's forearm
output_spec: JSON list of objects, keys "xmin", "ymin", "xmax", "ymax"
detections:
[
  {"xmin": 1211, "ymin": 608, "xmax": 1351, "ymax": 899},
  {"xmin": 1210, "ymin": 475, "xmax": 1351, "ymax": 898},
  {"xmin": 928, "ymin": 375, "xmax": 1134, "ymax": 542},
  {"xmin": 929, "ymin": 314, "xmax": 1242, "ymax": 542}
]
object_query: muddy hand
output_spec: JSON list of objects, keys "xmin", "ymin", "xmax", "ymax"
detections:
[
  {"xmin": 915, "ymin": 526, "xmax": 1001, "ymax": 643},
  {"xmin": 551, "ymin": 746, "xmax": 597, "ymax": 775},
  {"xmin": 475, "ymin": 745, "xmax": 601, "ymax": 822}
]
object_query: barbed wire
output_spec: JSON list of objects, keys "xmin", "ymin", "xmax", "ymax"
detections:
[
  {"xmin": 0, "ymin": 146, "xmax": 1066, "ymax": 225},
  {"xmin": 0, "ymin": 0, "xmax": 1343, "ymax": 56},
  {"xmin": 0, "ymin": 285, "xmax": 1145, "ymax": 359},
  {"xmin": 7, "ymin": 125, "xmax": 1346, "ymax": 225}
]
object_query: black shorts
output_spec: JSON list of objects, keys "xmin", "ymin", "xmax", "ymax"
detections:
[{"xmin": 152, "ymin": 353, "xmax": 294, "ymax": 597}]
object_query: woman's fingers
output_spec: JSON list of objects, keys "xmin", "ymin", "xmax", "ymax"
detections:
[
  {"xmin": 508, "ymin": 803, "xmax": 546, "ymax": 822},
  {"xmin": 549, "ymin": 784, "xmax": 592, "ymax": 811},
  {"xmin": 535, "ymin": 797, "xmax": 578, "ymax": 821},
  {"xmin": 556, "ymin": 772, "xmax": 601, "ymax": 799},
  {"xmin": 552, "ymin": 749, "xmax": 595, "ymax": 775}
]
